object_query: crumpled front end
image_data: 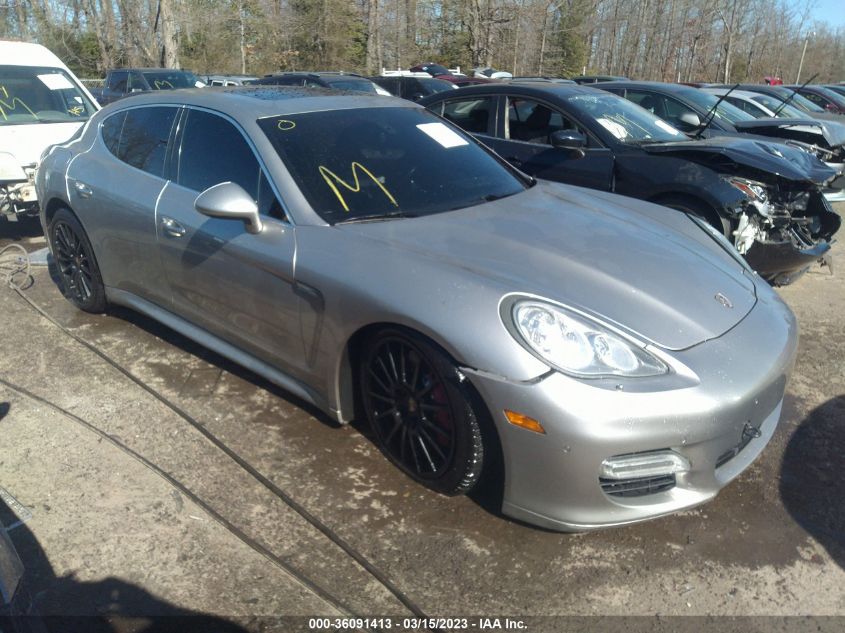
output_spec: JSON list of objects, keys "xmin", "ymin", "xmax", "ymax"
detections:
[
  {"xmin": 0, "ymin": 152, "xmax": 38, "ymax": 218},
  {"xmin": 728, "ymin": 178, "xmax": 841, "ymax": 285}
]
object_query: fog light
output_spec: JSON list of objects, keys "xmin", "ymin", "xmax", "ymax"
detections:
[{"xmin": 600, "ymin": 450, "xmax": 690, "ymax": 480}]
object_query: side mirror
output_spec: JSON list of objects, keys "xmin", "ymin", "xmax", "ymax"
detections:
[
  {"xmin": 194, "ymin": 182, "xmax": 263, "ymax": 234},
  {"xmin": 550, "ymin": 130, "xmax": 586, "ymax": 158},
  {"xmin": 410, "ymin": 92, "xmax": 425, "ymax": 101},
  {"xmin": 130, "ymin": 87, "xmax": 145, "ymax": 93},
  {"xmin": 678, "ymin": 112, "xmax": 702, "ymax": 130},
  {"xmin": 550, "ymin": 130, "xmax": 586, "ymax": 149}
]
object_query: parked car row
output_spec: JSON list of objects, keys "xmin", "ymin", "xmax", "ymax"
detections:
[
  {"xmin": 421, "ymin": 81, "xmax": 843, "ymax": 285},
  {"xmin": 3, "ymin": 41, "xmax": 842, "ymax": 531}
]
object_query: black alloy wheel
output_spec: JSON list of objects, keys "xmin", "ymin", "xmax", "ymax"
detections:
[
  {"xmin": 49, "ymin": 208, "xmax": 106, "ymax": 313},
  {"xmin": 360, "ymin": 330, "xmax": 484, "ymax": 495}
]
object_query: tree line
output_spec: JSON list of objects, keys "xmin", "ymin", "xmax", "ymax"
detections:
[{"xmin": 1, "ymin": 0, "xmax": 842, "ymax": 82}]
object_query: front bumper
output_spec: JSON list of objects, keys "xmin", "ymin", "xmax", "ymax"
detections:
[
  {"xmin": 744, "ymin": 239, "xmax": 832, "ymax": 285},
  {"xmin": 466, "ymin": 287, "xmax": 798, "ymax": 531}
]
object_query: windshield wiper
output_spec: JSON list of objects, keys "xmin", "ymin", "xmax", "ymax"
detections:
[
  {"xmin": 772, "ymin": 73, "xmax": 818, "ymax": 117},
  {"xmin": 693, "ymin": 83, "xmax": 739, "ymax": 139},
  {"xmin": 333, "ymin": 211, "xmax": 416, "ymax": 224}
]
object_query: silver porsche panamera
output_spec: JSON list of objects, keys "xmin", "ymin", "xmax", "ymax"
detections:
[{"xmin": 36, "ymin": 87, "xmax": 798, "ymax": 531}]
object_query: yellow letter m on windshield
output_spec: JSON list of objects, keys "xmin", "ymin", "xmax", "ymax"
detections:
[{"xmin": 318, "ymin": 162, "xmax": 398, "ymax": 212}]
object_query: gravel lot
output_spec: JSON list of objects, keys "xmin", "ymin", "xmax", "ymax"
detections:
[{"xmin": 0, "ymin": 207, "xmax": 843, "ymax": 631}]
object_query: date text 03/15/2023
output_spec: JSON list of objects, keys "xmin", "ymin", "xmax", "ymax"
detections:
[{"xmin": 308, "ymin": 617, "xmax": 528, "ymax": 630}]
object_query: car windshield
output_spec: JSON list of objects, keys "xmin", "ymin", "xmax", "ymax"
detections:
[
  {"xmin": 567, "ymin": 93, "xmax": 686, "ymax": 144},
  {"xmin": 142, "ymin": 70, "xmax": 204, "ymax": 89},
  {"xmin": 813, "ymin": 86, "xmax": 845, "ymax": 108},
  {"xmin": 324, "ymin": 78, "xmax": 378, "ymax": 94},
  {"xmin": 769, "ymin": 87, "xmax": 825, "ymax": 113},
  {"xmin": 749, "ymin": 94, "xmax": 806, "ymax": 118},
  {"xmin": 680, "ymin": 88, "xmax": 755, "ymax": 124},
  {"xmin": 422, "ymin": 79, "xmax": 454, "ymax": 94},
  {"xmin": 258, "ymin": 107, "xmax": 526, "ymax": 223},
  {"xmin": 423, "ymin": 65, "xmax": 450, "ymax": 76},
  {"xmin": 0, "ymin": 65, "xmax": 97, "ymax": 126}
]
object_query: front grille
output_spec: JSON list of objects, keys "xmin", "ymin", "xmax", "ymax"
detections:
[{"xmin": 599, "ymin": 474, "xmax": 676, "ymax": 498}]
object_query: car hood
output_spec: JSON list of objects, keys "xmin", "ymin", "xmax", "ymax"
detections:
[
  {"xmin": 0, "ymin": 121, "xmax": 86, "ymax": 166},
  {"xmin": 733, "ymin": 117, "xmax": 845, "ymax": 148},
  {"xmin": 339, "ymin": 181, "xmax": 757, "ymax": 351},
  {"xmin": 642, "ymin": 136, "xmax": 837, "ymax": 186}
]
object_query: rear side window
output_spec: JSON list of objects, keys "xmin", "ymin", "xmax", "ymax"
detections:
[
  {"xmin": 101, "ymin": 110, "xmax": 126, "ymax": 155},
  {"xmin": 441, "ymin": 97, "xmax": 494, "ymax": 134},
  {"xmin": 102, "ymin": 106, "xmax": 176, "ymax": 177},
  {"xmin": 177, "ymin": 109, "xmax": 261, "ymax": 197}
]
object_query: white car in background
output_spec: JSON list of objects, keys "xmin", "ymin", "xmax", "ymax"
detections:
[{"xmin": 0, "ymin": 40, "xmax": 99, "ymax": 218}]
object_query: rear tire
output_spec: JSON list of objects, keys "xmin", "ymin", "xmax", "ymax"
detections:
[
  {"xmin": 48, "ymin": 208, "xmax": 106, "ymax": 313},
  {"xmin": 359, "ymin": 329, "xmax": 484, "ymax": 496}
]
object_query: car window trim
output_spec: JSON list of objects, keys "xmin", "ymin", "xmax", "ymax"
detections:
[{"xmin": 173, "ymin": 104, "xmax": 293, "ymax": 226}]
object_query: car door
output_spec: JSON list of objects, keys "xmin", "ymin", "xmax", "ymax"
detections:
[
  {"xmin": 155, "ymin": 107, "xmax": 303, "ymax": 374},
  {"xmin": 65, "ymin": 105, "xmax": 177, "ymax": 306},
  {"xmin": 485, "ymin": 96, "xmax": 614, "ymax": 191}
]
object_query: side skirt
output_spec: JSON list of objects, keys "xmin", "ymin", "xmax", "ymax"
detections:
[{"xmin": 106, "ymin": 287, "xmax": 335, "ymax": 420}]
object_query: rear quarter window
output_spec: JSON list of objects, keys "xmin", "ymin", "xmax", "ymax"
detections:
[{"xmin": 101, "ymin": 106, "xmax": 176, "ymax": 177}]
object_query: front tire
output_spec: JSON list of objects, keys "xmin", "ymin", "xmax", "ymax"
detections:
[
  {"xmin": 360, "ymin": 329, "xmax": 484, "ymax": 496},
  {"xmin": 49, "ymin": 208, "xmax": 106, "ymax": 313}
]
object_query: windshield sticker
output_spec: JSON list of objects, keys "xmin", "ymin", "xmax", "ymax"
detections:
[
  {"xmin": 318, "ymin": 162, "xmax": 399, "ymax": 212},
  {"xmin": 654, "ymin": 119, "xmax": 683, "ymax": 135},
  {"xmin": 277, "ymin": 119, "xmax": 296, "ymax": 131},
  {"xmin": 0, "ymin": 86, "xmax": 36, "ymax": 121},
  {"xmin": 416, "ymin": 122, "xmax": 469, "ymax": 148},
  {"xmin": 596, "ymin": 118, "xmax": 628, "ymax": 139},
  {"xmin": 37, "ymin": 73, "xmax": 75, "ymax": 90}
]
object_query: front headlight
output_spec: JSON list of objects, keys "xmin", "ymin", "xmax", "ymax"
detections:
[
  {"xmin": 726, "ymin": 176, "xmax": 769, "ymax": 203},
  {"xmin": 511, "ymin": 300, "xmax": 668, "ymax": 378}
]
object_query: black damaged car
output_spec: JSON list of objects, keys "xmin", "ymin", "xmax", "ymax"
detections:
[
  {"xmin": 420, "ymin": 82, "xmax": 841, "ymax": 285},
  {"xmin": 599, "ymin": 81, "xmax": 845, "ymax": 181}
]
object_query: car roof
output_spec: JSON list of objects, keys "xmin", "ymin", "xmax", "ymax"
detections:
[
  {"xmin": 702, "ymin": 88, "xmax": 772, "ymax": 100},
  {"xmin": 595, "ymin": 80, "xmax": 693, "ymax": 92},
  {"xmin": 0, "ymin": 40, "xmax": 70, "ymax": 69},
  {"xmin": 102, "ymin": 85, "xmax": 413, "ymax": 118},
  {"xmin": 113, "ymin": 68, "xmax": 194, "ymax": 72},
  {"xmin": 422, "ymin": 81, "xmax": 607, "ymax": 99}
]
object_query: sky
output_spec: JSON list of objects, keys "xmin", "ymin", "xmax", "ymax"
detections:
[{"xmin": 809, "ymin": 0, "xmax": 845, "ymax": 29}]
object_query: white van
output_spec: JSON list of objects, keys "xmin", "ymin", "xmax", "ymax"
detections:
[{"xmin": 1, "ymin": 41, "xmax": 99, "ymax": 218}]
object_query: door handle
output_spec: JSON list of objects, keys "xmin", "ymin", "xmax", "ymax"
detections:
[
  {"xmin": 161, "ymin": 216, "xmax": 186, "ymax": 238},
  {"xmin": 74, "ymin": 181, "xmax": 93, "ymax": 198}
]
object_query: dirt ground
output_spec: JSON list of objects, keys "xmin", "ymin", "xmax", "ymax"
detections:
[{"xmin": 0, "ymin": 207, "xmax": 843, "ymax": 632}]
